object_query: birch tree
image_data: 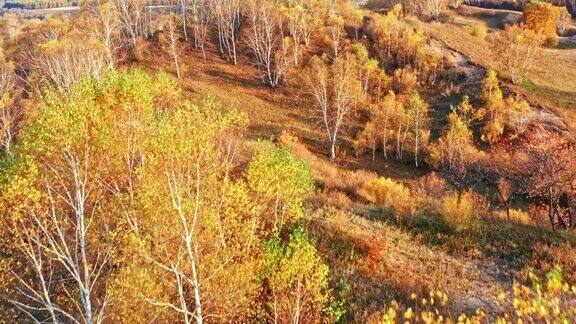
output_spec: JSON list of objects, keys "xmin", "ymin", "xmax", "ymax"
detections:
[
  {"xmin": 493, "ymin": 25, "xmax": 543, "ymax": 84},
  {"xmin": 11, "ymin": 152, "xmax": 112, "ymax": 324},
  {"xmin": 379, "ymin": 91, "xmax": 397, "ymax": 159},
  {"xmin": 113, "ymin": 0, "xmax": 149, "ymax": 51},
  {"xmin": 0, "ymin": 13, "xmax": 20, "ymax": 39},
  {"xmin": 78, "ymin": 1, "xmax": 122, "ymax": 70},
  {"xmin": 3, "ymin": 74, "xmax": 125, "ymax": 322},
  {"xmin": 281, "ymin": 0, "xmax": 306, "ymax": 65},
  {"xmin": 326, "ymin": 0, "xmax": 344, "ymax": 59},
  {"xmin": 354, "ymin": 91, "xmax": 397, "ymax": 160},
  {"xmin": 212, "ymin": 0, "xmax": 241, "ymax": 64},
  {"xmin": 304, "ymin": 55, "xmax": 364, "ymax": 159},
  {"xmin": 420, "ymin": 0, "xmax": 445, "ymax": 20},
  {"xmin": 280, "ymin": 0, "xmax": 324, "ymax": 65},
  {"xmin": 96, "ymin": 2, "xmax": 121, "ymax": 69},
  {"xmin": 160, "ymin": 14, "xmax": 184, "ymax": 78},
  {"xmin": 407, "ymin": 92, "xmax": 429, "ymax": 167},
  {"xmin": 261, "ymin": 227, "xmax": 334, "ymax": 323},
  {"xmin": 394, "ymin": 100, "xmax": 409, "ymax": 160},
  {"xmin": 177, "ymin": 0, "xmax": 189, "ymax": 42},
  {"xmin": 246, "ymin": 0, "xmax": 293, "ymax": 87},
  {"xmin": 28, "ymin": 28, "xmax": 107, "ymax": 92},
  {"xmin": 190, "ymin": 0, "xmax": 212, "ymax": 61},
  {"xmin": 0, "ymin": 62, "xmax": 17, "ymax": 155}
]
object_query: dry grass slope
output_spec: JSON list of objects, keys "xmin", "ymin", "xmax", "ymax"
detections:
[{"xmin": 132, "ymin": 28, "xmax": 576, "ymax": 321}]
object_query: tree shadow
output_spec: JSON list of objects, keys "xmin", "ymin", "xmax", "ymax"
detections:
[
  {"xmin": 391, "ymin": 212, "xmax": 576, "ymax": 268},
  {"xmin": 204, "ymin": 68, "xmax": 264, "ymax": 89},
  {"xmin": 518, "ymin": 79, "xmax": 576, "ymax": 113}
]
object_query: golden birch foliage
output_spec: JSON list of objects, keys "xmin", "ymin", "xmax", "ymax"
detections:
[
  {"xmin": 354, "ymin": 121, "xmax": 378, "ymax": 157},
  {"xmin": 0, "ymin": 69, "xmax": 175, "ymax": 322},
  {"xmin": 113, "ymin": 97, "xmax": 256, "ymax": 322},
  {"xmin": 0, "ymin": 69, "xmax": 255, "ymax": 322},
  {"xmin": 481, "ymin": 69, "xmax": 506, "ymax": 143},
  {"xmin": 0, "ymin": 157, "xmax": 41, "ymax": 224},
  {"xmin": 493, "ymin": 25, "xmax": 543, "ymax": 85},
  {"xmin": 455, "ymin": 94, "xmax": 483, "ymax": 123},
  {"xmin": 406, "ymin": 92, "xmax": 430, "ymax": 167},
  {"xmin": 481, "ymin": 69, "xmax": 504, "ymax": 110},
  {"xmin": 505, "ymin": 95, "xmax": 533, "ymax": 136},
  {"xmin": 523, "ymin": 1, "xmax": 561, "ymax": 46},
  {"xmin": 108, "ymin": 233, "xmax": 172, "ymax": 323},
  {"xmin": 359, "ymin": 177, "xmax": 416, "ymax": 219},
  {"xmin": 0, "ymin": 156, "xmax": 41, "ymax": 311},
  {"xmin": 445, "ymin": 113, "xmax": 473, "ymax": 153},
  {"xmin": 0, "ymin": 68, "xmax": 333, "ymax": 322},
  {"xmin": 428, "ymin": 106, "xmax": 482, "ymax": 170},
  {"xmin": 440, "ymin": 191, "xmax": 479, "ymax": 231}
]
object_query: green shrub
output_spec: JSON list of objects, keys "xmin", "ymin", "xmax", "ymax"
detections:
[{"xmin": 262, "ymin": 227, "xmax": 342, "ymax": 322}]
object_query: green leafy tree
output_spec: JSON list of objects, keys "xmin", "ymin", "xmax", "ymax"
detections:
[
  {"xmin": 261, "ymin": 227, "xmax": 337, "ymax": 323},
  {"xmin": 247, "ymin": 143, "xmax": 314, "ymax": 234}
]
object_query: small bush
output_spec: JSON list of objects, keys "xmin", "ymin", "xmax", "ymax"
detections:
[
  {"xmin": 471, "ymin": 23, "xmax": 488, "ymax": 39},
  {"xmin": 419, "ymin": 172, "xmax": 447, "ymax": 199},
  {"xmin": 359, "ymin": 177, "xmax": 416, "ymax": 219},
  {"xmin": 439, "ymin": 191, "xmax": 481, "ymax": 231},
  {"xmin": 309, "ymin": 189, "xmax": 354, "ymax": 210},
  {"xmin": 317, "ymin": 164, "xmax": 376, "ymax": 197},
  {"xmin": 505, "ymin": 268, "xmax": 576, "ymax": 321},
  {"xmin": 133, "ymin": 38, "xmax": 150, "ymax": 62},
  {"xmin": 393, "ymin": 68, "xmax": 419, "ymax": 94},
  {"xmin": 262, "ymin": 227, "xmax": 339, "ymax": 322}
]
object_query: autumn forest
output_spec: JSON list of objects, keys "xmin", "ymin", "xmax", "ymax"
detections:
[{"xmin": 0, "ymin": 0, "xmax": 575, "ymax": 322}]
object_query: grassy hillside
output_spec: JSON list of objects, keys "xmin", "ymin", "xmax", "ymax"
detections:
[
  {"xmin": 2, "ymin": 2, "xmax": 576, "ymax": 322},
  {"xmin": 135, "ymin": 41, "xmax": 576, "ymax": 320},
  {"xmin": 408, "ymin": 6, "xmax": 576, "ymax": 130}
]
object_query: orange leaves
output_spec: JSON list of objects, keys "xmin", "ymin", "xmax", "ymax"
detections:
[{"xmin": 523, "ymin": 1, "xmax": 561, "ymax": 46}]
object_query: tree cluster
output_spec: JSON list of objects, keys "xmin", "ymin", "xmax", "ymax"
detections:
[{"xmin": 0, "ymin": 70, "xmax": 342, "ymax": 322}]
